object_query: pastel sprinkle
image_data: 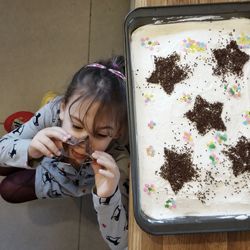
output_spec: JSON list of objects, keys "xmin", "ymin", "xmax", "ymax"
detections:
[
  {"xmin": 183, "ymin": 131, "xmax": 194, "ymax": 146},
  {"xmin": 143, "ymin": 183, "xmax": 155, "ymax": 195},
  {"xmin": 148, "ymin": 120, "xmax": 156, "ymax": 129},
  {"xmin": 209, "ymin": 152, "xmax": 219, "ymax": 166},
  {"xmin": 179, "ymin": 93, "xmax": 192, "ymax": 104},
  {"xmin": 224, "ymin": 83, "xmax": 241, "ymax": 98},
  {"xmin": 182, "ymin": 38, "xmax": 207, "ymax": 53},
  {"xmin": 242, "ymin": 111, "xmax": 250, "ymax": 125},
  {"xmin": 146, "ymin": 145, "xmax": 155, "ymax": 157},
  {"xmin": 214, "ymin": 132, "xmax": 227, "ymax": 145},
  {"xmin": 164, "ymin": 198, "xmax": 176, "ymax": 209},
  {"xmin": 143, "ymin": 93, "xmax": 154, "ymax": 104},
  {"xmin": 207, "ymin": 141, "xmax": 216, "ymax": 150},
  {"xmin": 141, "ymin": 37, "xmax": 160, "ymax": 51},
  {"xmin": 237, "ymin": 33, "xmax": 250, "ymax": 49}
]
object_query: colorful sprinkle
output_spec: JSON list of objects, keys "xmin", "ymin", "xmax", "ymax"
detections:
[
  {"xmin": 143, "ymin": 93, "xmax": 154, "ymax": 104},
  {"xmin": 148, "ymin": 120, "xmax": 156, "ymax": 129},
  {"xmin": 209, "ymin": 152, "xmax": 220, "ymax": 166},
  {"xmin": 242, "ymin": 111, "xmax": 250, "ymax": 125},
  {"xmin": 141, "ymin": 37, "xmax": 160, "ymax": 51},
  {"xmin": 181, "ymin": 38, "xmax": 207, "ymax": 53},
  {"xmin": 143, "ymin": 183, "xmax": 155, "ymax": 195},
  {"xmin": 146, "ymin": 145, "xmax": 155, "ymax": 157},
  {"xmin": 224, "ymin": 83, "xmax": 241, "ymax": 98},
  {"xmin": 214, "ymin": 132, "xmax": 227, "ymax": 145},
  {"xmin": 207, "ymin": 141, "xmax": 216, "ymax": 150},
  {"xmin": 183, "ymin": 131, "xmax": 194, "ymax": 146},
  {"xmin": 179, "ymin": 93, "xmax": 192, "ymax": 104},
  {"xmin": 237, "ymin": 33, "xmax": 250, "ymax": 49},
  {"xmin": 164, "ymin": 198, "xmax": 176, "ymax": 209},
  {"xmin": 207, "ymin": 133, "xmax": 227, "ymax": 166}
]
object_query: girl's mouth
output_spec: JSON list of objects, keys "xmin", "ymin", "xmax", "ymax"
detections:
[
  {"xmin": 71, "ymin": 148, "xmax": 87, "ymax": 160},
  {"xmin": 60, "ymin": 142, "xmax": 94, "ymax": 166}
]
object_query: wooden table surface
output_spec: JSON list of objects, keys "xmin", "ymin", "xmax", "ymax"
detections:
[{"xmin": 128, "ymin": 0, "xmax": 250, "ymax": 249}]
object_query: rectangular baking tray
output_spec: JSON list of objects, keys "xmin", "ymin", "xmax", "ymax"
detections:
[{"xmin": 124, "ymin": 2, "xmax": 250, "ymax": 235}]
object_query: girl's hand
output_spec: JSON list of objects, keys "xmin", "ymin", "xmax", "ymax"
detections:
[
  {"xmin": 91, "ymin": 151, "xmax": 120, "ymax": 198},
  {"xmin": 28, "ymin": 127, "xmax": 70, "ymax": 159}
]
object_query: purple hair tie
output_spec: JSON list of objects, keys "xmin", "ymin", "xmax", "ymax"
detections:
[
  {"xmin": 112, "ymin": 62, "xmax": 119, "ymax": 69},
  {"xmin": 86, "ymin": 63, "xmax": 126, "ymax": 81}
]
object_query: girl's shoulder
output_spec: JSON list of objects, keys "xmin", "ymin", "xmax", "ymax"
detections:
[
  {"xmin": 107, "ymin": 140, "xmax": 130, "ymax": 160},
  {"xmin": 48, "ymin": 95, "xmax": 63, "ymax": 108},
  {"xmin": 107, "ymin": 140, "xmax": 130, "ymax": 177},
  {"xmin": 36, "ymin": 96, "xmax": 63, "ymax": 127}
]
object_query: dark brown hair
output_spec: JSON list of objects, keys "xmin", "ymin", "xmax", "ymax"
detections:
[{"xmin": 63, "ymin": 56, "xmax": 128, "ymax": 144}]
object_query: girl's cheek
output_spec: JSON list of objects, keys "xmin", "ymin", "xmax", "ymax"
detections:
[
  {"xmin": 91, "ymin": 138, "xmax": 112, "ymax": 152},
  {"xmin": 61, "ymin": 122, "xmax": 73, "ymax": 134}
]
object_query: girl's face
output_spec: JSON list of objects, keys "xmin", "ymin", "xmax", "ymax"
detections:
[{"xmin": 59, "ymin": 95, "xmax": 118, "ymax": 164}]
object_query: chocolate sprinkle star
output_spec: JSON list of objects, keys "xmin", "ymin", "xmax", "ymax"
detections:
[
  {"xmin": 147, "ymin": 53, "xmax": 191, "ymax": 95},
  {"xmin": 223, "ymin": 136, "xmax": 250, "ymax": 177},
  {"xmin": 185, "ymin": 95, "xmax": 226, "ymax": 135},
  {"xmin": 213, "ymin": 40, "xmax": 249, "ymax": 78},
  {"xmin": 159, "ymin": 147, "xmax": 198, "ymax": 193}
]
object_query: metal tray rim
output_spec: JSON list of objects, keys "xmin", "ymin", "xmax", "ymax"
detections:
[{"xmin": 124, "ymin": 2, "xmax": 250, "ymax": 235}]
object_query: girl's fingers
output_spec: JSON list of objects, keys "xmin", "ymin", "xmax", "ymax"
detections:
[
  {"xmin": 91, "ymin": 152, "xmax": 119, "ymax": 179},
  {"xmin": 98, "ymin": 169, "xmax": 115, "ymax": 178},
  {"xmin": 95, "ymin": 158, "xmax": 116, "ymax": 171},
  {"xmin": 35, "ymin": 141, "xmax": 55, "ymax": 158},
  {"xmin": 29, "ymin": 127, "xmax": 71, "ymax": 159},
  {"xmin": 43, "ymin": 127, "xmax": 70, "ymax": 142},
  {"xmin": 92, "ymin": 151, "xmax": 116, "ymax": 169},
  {"xmin": 91, "ymin": 161, "xmax": 102, "ymax": 175},
  {"xmin": 94, "ymin": 151, "xmax": 114, "ymax": 161},
  {"xmin": 38, "ymin": 137, "xmax": 61, "ymax": 156},
  {"xmin": 54, "ymin": 140, "xmax": 63, "ymax": 151}
]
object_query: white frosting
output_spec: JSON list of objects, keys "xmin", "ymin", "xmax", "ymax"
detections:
[{"xmin": 130, "ymin": 18, "xmax": 250, "ymax": 220}]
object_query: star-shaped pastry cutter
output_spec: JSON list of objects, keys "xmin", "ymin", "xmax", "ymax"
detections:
[{"xmin": 59, "ymin": 136, "xmax": 94, "ymax": 165}]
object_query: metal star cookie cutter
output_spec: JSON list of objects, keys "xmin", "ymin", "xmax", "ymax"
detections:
[{"xmin": 58, "ymin": 136, "xmax": 94, "ymax": 165}]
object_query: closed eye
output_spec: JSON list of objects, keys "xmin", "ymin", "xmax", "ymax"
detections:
[
  {"xmin": 72, "ymin": 124, "xmax": 83, "ymax": 130},
  {"xmin": 96, "ymin": 133, "xmax": 109, "ymax": 138}
]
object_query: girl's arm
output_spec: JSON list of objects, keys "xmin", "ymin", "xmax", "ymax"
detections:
[
  {"xmin": 0, "ymin": 97, "xmax": 61, "ymax": 168},
  {"xmin": 92, "ymin": 143, "xmax": 129, "ymax": 249}
]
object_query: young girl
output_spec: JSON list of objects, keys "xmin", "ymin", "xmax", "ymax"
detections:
[{"xmin": 0, "ymin": 56, "xmax": 129, "ymax": 250}]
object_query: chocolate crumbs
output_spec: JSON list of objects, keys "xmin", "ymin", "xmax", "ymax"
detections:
[
  {"xmin": 213, "ymin": 40, "xmax": 249, "ymax": 79},
  {"xmin": 185, "ymin": 95, "xmax": 226, "ymax": 135},
  {"xmin": 147, "ymin": 53, "xmax": 191, "ymax": 95},
  {"xmin": 159, "ymin": 147, "xmax": 198, "ymax": 193},
  {"xmin": 223, "ymin": 136, "xmax": 250, "ymax": 177}
]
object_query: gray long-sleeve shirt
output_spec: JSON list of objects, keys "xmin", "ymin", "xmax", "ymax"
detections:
[{"xmin": 0, "ymin": 97, "xmax": 129, "ymax": 249}]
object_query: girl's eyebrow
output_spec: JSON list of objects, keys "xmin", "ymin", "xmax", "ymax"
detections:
[
  {"xmin": 97, "ymin": 126, "xmax": 114, "ymax": 131},
  {"xmin": 71, "ymin": 115, "xmax": 114, "ymax": 130},
  {"xmin": 71, "ymin": 116, "xmax": 84, "ymax": 124}
]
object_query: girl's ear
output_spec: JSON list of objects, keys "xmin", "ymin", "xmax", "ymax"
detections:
[{"xmin": 59, "ymin": 101, "xmax": 66, "ymax": 121}]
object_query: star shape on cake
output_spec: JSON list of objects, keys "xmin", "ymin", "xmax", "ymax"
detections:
[
  {"xmin": 185, "ymin": 95, "xmax": 226, "ymax": 135},
  {"xmin": 159, "ymin": 147, "xmax": 198, "ymax": 194},
  {"xmin": 223, "ymin": 136, "xmax": 250, "ymax": 177},
  {"xmin": 147, "ymin": 53, "xmax": 191, "ymax": 95},
  {"xmin": 213, "ymin": 40, "xmax": 250, "ymax": 78}
]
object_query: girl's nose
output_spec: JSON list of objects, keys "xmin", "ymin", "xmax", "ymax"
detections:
[
  {"xmin": 80, "ymin": 135, "xmax": 89, "ymax": 144},
  {"xmin": 81, "ymin": 131, "xmax": 89, "ymax": 140},
  {"xmin": 65, "ymin": 134, "xmax": 89, "ymax": 146}
]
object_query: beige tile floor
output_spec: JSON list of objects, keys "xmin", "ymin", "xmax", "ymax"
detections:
[{"xmin": 0, "ymin": 0, "xmax": 130, "ymax": 249}]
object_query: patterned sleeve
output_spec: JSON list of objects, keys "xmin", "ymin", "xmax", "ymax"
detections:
[
  {"xmin": 92, "ymin": 143, "xmax": 130, "ymax": 250},
  {"xmin": 0, "ymin": 97, "xmax": 61, "ymax": 168}
]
